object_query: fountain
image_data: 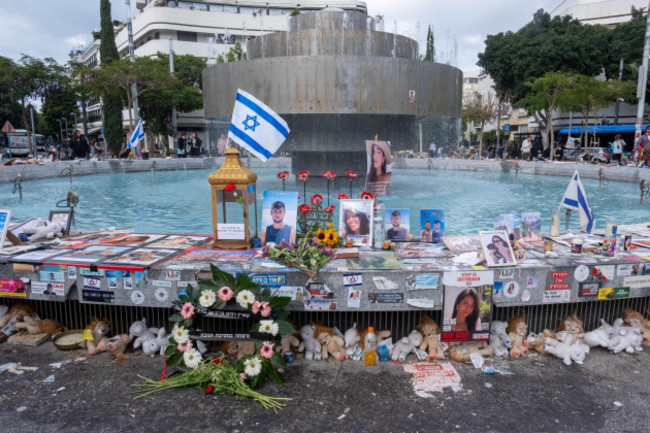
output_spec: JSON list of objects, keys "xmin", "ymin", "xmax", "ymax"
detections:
[{"xmin": 203, "ymin": 9, "xmax": 462, "ymax": 174}]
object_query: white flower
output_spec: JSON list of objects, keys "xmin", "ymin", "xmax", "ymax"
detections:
[
  {"xmin": 183, "ymin": 348, "xmax": 202, "ymax": 369},
  {"xmin": 172, "ymin": 325, "xmax": 189, "ymax": 344},
  {"xmin": 236, "ymin": 290, "xmax": 255, "ymax": 308},
  {"xmin": 259, "ymin": 320, "xmax": 279, "ymax": 336},
  {"xmin": 199, "ymin": 289, "xmax": 217, "ymax": 308},
  {"xmin": 243, "ymin": 357, "xmax": 262, "ymax": 377}
]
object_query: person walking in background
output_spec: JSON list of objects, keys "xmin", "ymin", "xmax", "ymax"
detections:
[
  {"xmin": 611, "ymin": 134, "xmax": 624, "ymax": 163},
  {"xmin": 189, "ymin": 132, "xmax": 202, "ymax": 157},
  {"xmin": 635, "ymin": 127, "xmax": 650, "ymax": 167},
  {"xmin": 520, "ymin": 135, "xmax": 533, "ymax": 161},
  {"xmin": 428, "ymin": 140, "xmax": 437, "ymax": 158},
  {"xmin": 70, "ymin": 130, "xmax": 90, "ymax": 159},
  {"xmin": 176, "ymin": 132, "xmax": 187, "ymax": 158}
]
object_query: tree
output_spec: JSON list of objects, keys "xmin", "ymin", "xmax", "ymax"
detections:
[
  {"xmin": 217, "ymin": 43, "xmax": 247, "ymax": 64},
  {"xmin": 424, "ymin": 25, "xmax": 435, "ymax": 62},
  {"xmin": 517, "ymin": 72, "xmax": 575, "ymax": 157},
  {"xmin": 478, "ymin": 9, "xmax": 610, "ymax": 104},
  {"xmin": 99, "ymin": 0, "xmax": 123, "ymax": 155},
  {"xmin": 461, "ymin": 91, "xmax": 499, "ymax": 158},
  {"xmin": 156, "ymin": 53, "xmax": 207, "ymax": 89},
  {"xmin": 604, "ymin": 7, "xmax": 646, "ymax": 81}
]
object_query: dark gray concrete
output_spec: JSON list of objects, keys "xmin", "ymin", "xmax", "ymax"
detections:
[{"xmin": 1, "ymin": 341, "xmax": 648, "ymax": 432}]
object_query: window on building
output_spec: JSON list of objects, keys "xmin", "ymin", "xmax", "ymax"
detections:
[
  {"xmin": 154, "ymin": 31, "xmax": 159, "ymax": 39},
  {"xmin": 177, "ymin": 31, "xmax": 198, "ymax": 42}
]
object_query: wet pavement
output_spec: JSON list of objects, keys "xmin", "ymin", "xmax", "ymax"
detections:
[{"xmin": 0, "ymin": 341, "xmax": 649, "ymax": 433}]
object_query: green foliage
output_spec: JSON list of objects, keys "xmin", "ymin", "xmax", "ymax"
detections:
[
  {"xmin": 99, "ymin": 0, "xmax": 119, "ymax": 64},
  {"xmin": 604, "ymin": 7, "xmax": 646, "ymax": 81},
  {"xmin": 217, "ymin": 43, "xmax": 247, "ymax": 64},
  {"xmin": 99, "ymin": 0, "xmax": 123, "ymax": 154},
  {"xmin": 424, "ymin": 25, "xmax": 435, "ymax": 62},
  {"xmin": 290, "ymin": 8, "xmax": 300, "ymax": 17}
]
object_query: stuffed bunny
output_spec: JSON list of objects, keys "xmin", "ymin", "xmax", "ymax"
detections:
[
  {"xmin": 489, "ymin": 320, "xmax": 511, "ymax": 357},
  {"xmin": 298, "ymin": 324, "xmax": 321, "ymax": 360},
  {"xmin": 391, "ymin": 330, "xmax": 423, "ymax": 363}
]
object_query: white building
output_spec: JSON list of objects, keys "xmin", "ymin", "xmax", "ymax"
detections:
[
  {"xmin": 73, "ymin": 0, "xmax": 368, "ymax": 149},
  {"xmin": 551, "ymin": 0, "xmax": 646, "ymax": 27}
]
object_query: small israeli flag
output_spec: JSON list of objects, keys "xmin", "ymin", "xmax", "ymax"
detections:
[
  {"xmin": 128, "ymin": 118, "xmax": 144, "ymax": 149},
  {"xmin": 228, "ymin": 89, "xmax": 290, "ymax": 162},
  {"xmin": 560, "ymin": 170, "xmax": 595, "ymax": 233}
]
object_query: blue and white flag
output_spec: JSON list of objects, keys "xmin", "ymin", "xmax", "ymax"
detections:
[
  {"xmin": 128, "ymin": 118, "xmax": 144, "ymax": 149},
  {"xmin": 560, "ymin": 170, "xmax": 595, "ymax": 233},
  {"xmin": 228, "ymin": 89, "xmax": 290, "ymax": 162}
]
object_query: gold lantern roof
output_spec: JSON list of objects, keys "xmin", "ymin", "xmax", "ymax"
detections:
[{"xmin": 208, "ymin": 146, "xmax": 257, "ymax": 187}]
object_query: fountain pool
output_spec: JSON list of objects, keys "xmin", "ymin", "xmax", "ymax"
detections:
[{"xmin": 2, "ymin": 167, "xmax": 647, "ymax": 236}]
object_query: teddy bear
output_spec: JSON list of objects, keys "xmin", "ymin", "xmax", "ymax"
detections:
[
  {"xmin": 391, "ymin": 330, "xmax": 423, "ymax": 363},
  {"xmin": 85, "ymin": 317, "xmax": 130, "ymax": 360},
  {"xmin": 129, "ymin": 317, "xmax": 149, "ymax": 342},
  {"xmin": 15, "ymin": 315, "xmax": 63, "ymax": 336},
  {"xmin": 277, "ymin": 334, "xmax": 300, "ymax": 357},
  {"xmin": 297, "ymin": 324, "xmax": 322, "ymax": 360},
  {"xmin": 608, "ymin": 327, "xmax": 644, "ymax": 354},
  {"xmin": 314, "ymin": 324, "xmax": 346, "ymax": 362},
  {"xmin": 544, "ymin": 311, "xmax": 585, "ymax": 346},
  {"xmin": 622, "ymin": 309, "xmax": 650, "ymax": 342},
  {"xmin": 489, "ymin": 320, "xmax": 511, "ymax": 357},
  {"xmin": 416, "ymin": 315, "xmax": 445, "ymax": 361},
  {"xmin": 543, "ymin": 332, "xmax": 586, "ymax": 366},
  {"xmin": 221, "ymin": 340, "xmax": 256, "ymax": 363},
  {"xmin": 507, "ymin": 311, "xmax": 528, "ymax": 357},
  {"xmin": 447, "ymin": 341, "xmax": 493, "ymax": 363},
  {"xmin": 0, "ymin": 304, "xmax": 37, "ymax": 342},
  {"xmin": 359, "ymin": 327, "xmax": 391, "ymax": 349},
  {"xmin": 582, "ymin": 324, "xmax": 611, "ymax": 350}
]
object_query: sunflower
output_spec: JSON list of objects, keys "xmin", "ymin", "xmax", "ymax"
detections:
[{"xmin": 316, "ymin": 229, "xmax": 327, "ymax": 242}]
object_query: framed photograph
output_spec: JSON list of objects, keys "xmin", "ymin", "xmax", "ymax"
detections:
[
  {"xmin": 480, "ymin": 231, "xmax": 517, "ymax": 267},
  {"xmin": 8, "ymin": 248, "xmax": 67, "ymax": 264},
  {"xmin": 48, "ymin": 210, "xmax": 72, "ymax": 236},
  {"xmin": 146, "ymin": 235, "xmax": 212, "ymax": 249},
  {"xmin": 339, "ymin": 199, "xmax": 374, "ymax": 247},
  {"xmin": 261, "ymin": 191, "xmax": 299, "ymax": 246},
  {"xmin": 100, "ymin": 248, "xmax": 183, "ymax": 269},
  {"xmin": 493, "ymin": 214, "xmax": 521, "ymax": 241},
  {"xmin": 100, "ymin": 233, "xmax": 167, "ymax": 247},
  {"xmin": 364, "ymin": 139, "xmax": 392, "ymax": 196},
  {"xmin": 46, "ymin": 245, "xmax": 133, "ymax": 265},
  {"xmin": 0, "ymin": 209, "xmax": 10, "ymax": 248},
  {"xmin": 384, "ymin": 208, "xmax": 411, "ymax": 241},
  {"xmin": 441, "ymin": 270, "xmax": 493, "ymax": 342},
  {"xmin": 420, "ymin": 209, "xmax": 444, "ymax": 242}
]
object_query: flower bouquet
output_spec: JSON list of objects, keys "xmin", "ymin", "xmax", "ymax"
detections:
[
  {"xmin": 129, "ymin": 265, "xmax": 295, "ymax": 410},
  {"xmin": 262, "ymin": 223, "xmax": 339, "ymax": 278}
]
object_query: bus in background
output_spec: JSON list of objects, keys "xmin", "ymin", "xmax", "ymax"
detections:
[{"xmin": 3, "ymin": 130, "xmax": 44, "ymax": 157}]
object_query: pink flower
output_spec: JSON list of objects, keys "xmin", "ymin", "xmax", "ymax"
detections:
[
  {"xmin": 310, "ymin": 194, "xmax": 323, "ymax": 205},
  {"xmin": 260, "ymin": 341, "xmax": 275, "ymax": 359},
  {"xmin": 239, "ymin": 373, "xmax": 247, "ymax": 381},
  {"xmin": 251, "ymin": 300, "xmax": 262, "ymax": 314},
  {"xmin": 178, "ymin": 340, "xmax": 193, "ymax": 352},
  {"xmin": 337, "ymin": 193, "xmax": 349, "ymax": 200},
  {"xmin": 260, "ymin": 301, "xmax": 272, "ymax": 317},
  {"xmin": 180, "ymin": 302, "xmax": 195, "ymax": 320},
  {"xmin": 218, "ymin": 286, "xmax": 233, "ymax": 302}
]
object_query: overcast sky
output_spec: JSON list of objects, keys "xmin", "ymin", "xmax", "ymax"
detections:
[{"xmin": 0, "ymin": 0, "xmax": 559, "ymax": 75}]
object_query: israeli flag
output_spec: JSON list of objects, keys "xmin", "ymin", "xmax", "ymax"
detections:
[
  {"xmin": 560, "ymin": 170, "xmax": 595, "ymax": 233},
  {"xmin": 128, "ymin": 118, "xmax": 144, "ymax": 149},
  {"xmin": 228, "ymin": 89, "xmax": 290, "ymax": 162}
]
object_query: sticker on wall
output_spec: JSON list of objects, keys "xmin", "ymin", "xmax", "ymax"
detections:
[
  {"xmin": 12, "ymin": 264, "xmax": 38, "ymax": 273},
  {"xmin": 503, "ymin": 281, "xmax": 520, "ymax": 299},
  {"xmin": 306, "ymin": 281, "xmax": 333, "ymax": 299},
  {"xmin": 124, "ymin": 275, "xmax": 133, "ymax": 290},
  {"xmin": 497, "ymin": 269, "xmax": 514, "ymax": 279},
  {"xmin": 178, "ymin": 280, "xmax": 198, "ymax": 289},
  {"xmin": 163, "ymin": 270, "xmax": 182, "ymax": 281},
  {"xmin": 578, "ymin": 281, "xmax": 601, "ymax": 297},
  {"xmin": 343, "ymin": 273, "xmax": 363, "ymax": 287},
  {"xmin": 303, "ymin": 298, "xmax": 337, "ymax": 311},
  {"xmin": 0, "ymin": 279, "xmax": 27, "ymax": 297},
  {"xmin": 83, "ymin": 276, "xmax": 101, "ymax": 290},
  {"xmin": 154, "ymin": 287, "xmax": 169, "ymax": 302},
  {"xmin": 493, "ymin": 282, "xmax": 503, "ymax": 299},
  {"xmin": 593, "ymin": 265, "xmax": 615, "ymax": 281},
  {"xmin": 152, "ymin": 280, "xmax": 173, "ymax": 288},
  {"xmin": 574, "ymin": 265, "xmax": 590, "ymax": 282},
  {"xmin": 68, "ymin": 266, "xmax": 77, "ymax": 279},
  {"xmin": 543, "ymin": 289, "xmax": 571, "ymax": 303},
  {"xmin": 597, "ymin": 287, "xmax": 614, "ymax": 300},
  {"xmin": 79, "ymin": 268, "xmax": 106, "ymax": 277},
  {"xmin": 39, "ymin": 271, "xmax": 65, "ymax": 283},
  {"xmin": 616, "ymin": 264, "xmax": 634, "ymax": 277},
  {"xmin": 368, "ymin": 292, "xmax": 404, "ymax": 304},
  {"xmin": 347, "ymin": 287, "xmax": 361, "ymax": 308},
  {"xmin": 525, "ymin": 276, "xmax": 538, "ymax": 289},
  {"xmin": 273, "ymin": 286, "xmax": 304, "ymax": 301},
  {"xmin": 135, "ymin": 271, "xmax": 148, "ymax": 288},
  {"xmin": 131, "ymin": 290, "xmax": 145, "ymax": 305},
  {"xmin": 31, "ymin": 281, "xmax": 64, "ymax": 296},
  {"xmin": 405, "ymin": 273, "xmax": 440, "ymax": 291},
  {"xmin": 83, "ymin": 289, "xmax": 114, "ymax": 303},
  {"xmin": 372, "ymin": 276, "xmax": 399, "ymax": 291},
  {"xmin": 520, "ymin": 290, "xmax": 531, "ymax": 302}
]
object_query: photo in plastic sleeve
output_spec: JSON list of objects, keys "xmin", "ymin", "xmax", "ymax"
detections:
[
  {"xmin": 384, "ymin": 208, "xmax": 411, "ymax": 241},
  {"xmin": 8, "ymin": 248, "xmax": 67, "ymax": 264},
  {"xmin": 101, "ymin": 248, "xmax": 182, "ymax": 268},
  {"xmin": 493, "ymin": 213, "xmax": 521, "ymax": 241},
  {"xmin": 100, "ymin": 233, "xmax": 168, "ymax": 247},
  {"xmin": 442, "ymin": 235, "xmax": 482, "ymax": 253},
  {"xmin": 442, "ymin": 285, "xmax": 492, "ymax": 342},
  {"xmin": 261, "ymin": 191, "xmax": 298, "ymax": 246},
  {"xmin": 521, "ymin": 212, "xmax": 541, "ymax": 240},
  {"xmin": 339, "ymin": 199, "xmax": 373, "ymax": 247},
  {"xmin": 364, "ymin": 139, "xmax": 392, "ymax": 196},
  {"xmin": 480, "ymin": 230, "xmax": 517, "ymax": 267},
  {"xmin": 48, "ymin": 210, "xmax": 72, "ymax": 236},
  {"xmin": 46, "ymin": 245, "xmax": 132, "ymax": 264},
  {"xmin": 146, "ymin": 235, "xmax": 212, "ymax": 249},
  {"xmin": 420, "ymin": 209, "xmax": 444, "ymax": 242}
]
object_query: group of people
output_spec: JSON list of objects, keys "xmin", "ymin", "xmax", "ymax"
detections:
[{"xmin": 176, "ymin": 132, "xmax": 203, "ymax": 158}]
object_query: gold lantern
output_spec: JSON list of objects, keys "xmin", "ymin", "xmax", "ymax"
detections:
[{"xmin": 208, "ymin": 146, "xmax": 258, "ymax": 249}]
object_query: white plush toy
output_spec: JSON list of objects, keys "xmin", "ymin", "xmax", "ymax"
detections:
[
  {"xmin": 608, "ymin": 329, "xmax": 644, "ymax": 354},
  {"xmin": 582, "ymin": 327, "xmax": 610, "ymax": 350},
  {"xmin": 391, "ymin": 330, "xmax": 423, "ymax": 363},
  {"xmin": 129, "ymin": 317, "xmax": 148, "ymax": 341},
  {"xmin": 298, "ymin": 324, "xmax": 322, "ymax": 361},
  {"xmin": 142, "ymin": 328, "xmax": 171, "ymax": 357},
  {"xmin": 544, "ymin": 332, "xmax": 586, "ymax": 366},
  {"xmin": 489, "ymin": 320, "xmax": 511, "ymax": 357},
  {"xmin": 344, "ymin": 323, "xmax": 361, "ymax": 358},
  {"xmin": 25, "ymin": 220, "xmax": 63, "ymax": 241}
]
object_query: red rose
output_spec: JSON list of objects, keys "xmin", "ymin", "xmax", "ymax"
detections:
[
  {"xmin": 310, "ymin": 194, "xmax": 323, "ymax": 205},
  {"xmin": 337, "ymin": 193, "xmax": 349, "ymax": 200},
  {"xmin": 360, "ymin": 191, "xmax": 374, "ymax": 200},
  {"xmin": 277, "ymin": 171, "xmax": 290, "ymax": 180},
  {"xmin": 224, "ymin": 182, "xmax": 236, "ymax": 192},
  {"xmin": 299, "ymin": 204, "xmax": 312, "ymax": 214}
]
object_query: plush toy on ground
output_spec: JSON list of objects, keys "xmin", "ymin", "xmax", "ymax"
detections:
[
  {"xmin": 359, "ymin": 327, "xmax": 391, "ymax": 349},
  {"xmin": 221, "ymin": 340, "xmax": 256, "ymax": 363},
  {"xmin": 15, "ymin": 316, "xmax": 63, "ymax": 336},
  {"xmin": 582, "ymin": 323, "xmax": 611, "ymax": 350},
  {"xmin": 545, "ymin": 311, "xmax": 585, "ymax": 345},
  {"xmin": 448, "ymin": 341, "xmax": 493, "ymax": 363},
  {"xmin": 507, "ymin": 311, "xmax": 528, "ymax": 357},
  {"xmin": 141, "ymin": 328, "xmax": 171, "ymax": 357},
  {"xmin": 315, "ymin": 324, "xmax": 346, "ymax": 361},
  {"xmin": 343, "ymin": 323, "xmax": 362, "ymax": 359},
  {"xmin": 391, "ymin": 330, "xmax": 424, "ymax": 363},
  {"xmin": 85, "ymin": 317, "xmax": 130, "ymax": 360},
  {"xmin": 543, "ymin": 331, "xmax": 586, "ymax": 366},
  {"xmin": 0, "ymin": 304, "xmax": 37, "ymax": 342},
  {"xmin": 622, "ymin": 309, "xmax": 650, "ymax": 342},
  {"xmin": 489, "ymin": 320, "xmax": 511, "ymax": 357},
  {"xmin": 416, "ymin": 315, "xmax": 445, "ymax": 361},
  {"xmin": 298, "ymin": 324, "xmax": 322, "ymax": 360}
]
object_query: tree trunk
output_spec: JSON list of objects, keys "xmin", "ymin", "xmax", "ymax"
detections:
[
  {"xmin": 479, "ymin": 121, "xmax": 485, "ymax": 159},
  {"xmin": 20, "ymin": 100, "xmax": 33, "ymax": 155}
]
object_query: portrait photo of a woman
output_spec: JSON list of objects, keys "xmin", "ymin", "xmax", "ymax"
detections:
[
  {"xmin": 364, "ymin": 140, "xmax": 392, "ymax": 196},
  {"xmin": 338, "ymin": 199, "xmax": 373, "ymax": 246},
  {"xmin": 449, "ymin": 288, "xmax": 482, "ymax": 332},
  {"xmin": 480, "ymin": 231, "xmax": 517, "ymax": 267}
]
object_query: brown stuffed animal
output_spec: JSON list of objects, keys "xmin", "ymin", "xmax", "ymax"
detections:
[
  {"xmin": 507, "ymin": 311, "xmax": 528, "ymax": 357},
  {"xmin": 15, "ymin": 316, "xmax": 63, "ymax": 336},
  {"xmin": 359, "ymin": 327, "xmax": 391, "ymax": 349},
  {"xmin": 543, "ymin": 311, "xmax": 584, "ymax": 345},
  {"xmin": 0, "ymin": 304, "xmax": 37, "ymax": 341},
  {"xmin": 417, "ymin": 315, "xmax": 444, "ymax": 361},
  {"xmin": 622, "ymin": 309, "xmax": 650, "ymax": 342},
  {"xmin": 85, "ymin": 317, "xmax": 130, "ymax": 360},
  {"xmin": 448, "ymin": 341, "xmax": 493, "ymax": 363},
  {"xmin": 221, "ymin": 340, "xmax": 256, "ymax": 363},
  {"xmin": 314, "ymin": 324, "xmax": 346, "ymax": 361}
]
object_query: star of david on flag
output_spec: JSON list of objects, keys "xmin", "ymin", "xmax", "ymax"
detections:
[
  {"xmin": 559, "ymin": 170, "xmax": 595, "ymax": 233},
  {"xmin": 128, "ymin": 117, "xmax": 144, "ymax": 149},
  {"xmin": 228, "ymin": 89, "xmax": 290, "ymax": 162}
]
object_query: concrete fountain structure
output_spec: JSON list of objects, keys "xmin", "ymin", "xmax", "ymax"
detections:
[{"xmin": 203, "ymin": 9, "xmax": 462, "ymax": 174}]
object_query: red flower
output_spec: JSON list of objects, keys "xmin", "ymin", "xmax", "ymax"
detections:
[
  {"xmin": 310, "ymin": 194, "xmax": 323, "ymax": 205},
  {"xmin": 205, "ymin": 385, "xmax": 215, "ymax": 395},
  {"xmin": 345, "ymin": 170, "xmax": 358, "ymax": 179},
  {"xmin": 224, "ymin": 182, "xmax": 236, "ymax": 192},
  {"xmin": 277, "ymin": 170, "xmax": 290, "ymax": 180},
  {"xmin": 298, "ymin": 170, "xmax": 310, "ymax": 181},
  {"xmin": 211, "ymin": 357, "xmax": 222, "ymax": 366},
  {"xmin": 360, "ymin": 191, "xmax": 374, "ymax": 200},
  {"xmin": 322, "ymin": 170, "xmax": 336, "ymax": 179},
  {"xmin": 324, "ymin": 205, "xmax": 336, "ymax": 212},
  {"xmin": 337, "ymin": 193, "xmax": 349, "ymax": 200},
  {"xmin": 299, "ymin": 204, "xmax": 312, "ymax": 214}
]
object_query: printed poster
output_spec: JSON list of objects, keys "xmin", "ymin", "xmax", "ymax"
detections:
[{"xmin": 441, "ymin": 271, "xmax": 493, "ymax": 342}]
